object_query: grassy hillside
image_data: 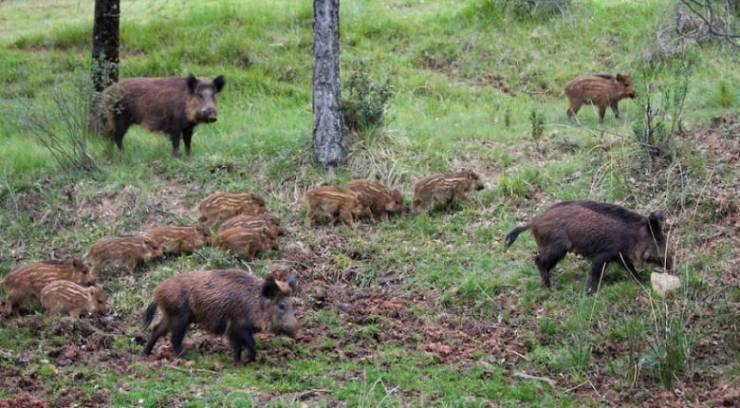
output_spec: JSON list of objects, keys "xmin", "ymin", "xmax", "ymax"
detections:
[{"xmin": 0, "ymin": 0, "xmax": 737, "ymax": 406}]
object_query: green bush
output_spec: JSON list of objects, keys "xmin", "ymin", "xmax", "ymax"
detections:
[{"xmin": 342, "ymin": 61, "xmax": 393, "ymax": 134}]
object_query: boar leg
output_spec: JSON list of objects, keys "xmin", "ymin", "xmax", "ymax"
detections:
[
  {"xmin": 183, "ymin": 127, "xmax": 194, "ymax": 156},
  {"xmin": 230, "ymin": 325, "xmax": 257, "ymax": 363},
  {"xmin": 169, "ymin": 130, "xmax": 181, "ymax": 158},
  {"xmin": 609, "ymin": 101, "xmax": 620, "ymax": 119},
  {"xmin": 587, "ymin": 255, "xmax": 613, "ymax": 295},
  {"xmin": 169, "ymin": 315, "xmax": 190, "ymax": 357},
  {"xmin": 618, "ymin": 256, "xmax": 642, "ymax": 281},
  {"xmin": 227, "ymin": 327, "xmax": 244, "ymax": 363},
  {"xmin": 535, "ymin": 245, "xmax": 567, "ymax": 289},
  {"xmin": 597, "ymin": 105, "xmax": 607, "ymax": 123},
  {"xmin": 339, "ymin": 207, "xmax": 355, "ymax": 227},
  {"xmin": 144, "ymin": 321, "xmax": 169, "ymax": 355},
  {"xmin": 567, "ymin": 100, "xmax": 582, "ymax": 119}
]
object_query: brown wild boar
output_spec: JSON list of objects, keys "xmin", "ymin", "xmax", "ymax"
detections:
[
  {"xmin": 198, "ymin": 192, "xmax": 267, "ymax": 229},
  {"xmin": 214, "ymin": 226, "xmax": 278, "ymax": 260},
  {"xmin": 2, "ymin": 257, "xmax": 94, "ymax": 315},
  {"xmin": 87, "ymin": 235, "xmax": 161, "ymax": 276},
  {"xmin": 219, "ymin": 213, "xmax": 282, "ymax": 239},
  {"xmin": 143, "ymin": 270, "xmax": 299, "ymax": 364},
  {"xmin": 146, "ymin": 225, "xmax": 209, "ymax": 256},
  {"xmin": 304, "ymin": 186, "xmax": 372, "ymax": 227},
  {"xmin": 345, "ymin": 179, "xmax": 404, "ymax": 222},
  {"xmin": 92, "ymin": 74, "xmax": 225, "ymax": 157},
  {"xmin": 505, "ymin": 200, "xmax": 674, "ymax": 295},
  {"xmin": 565, "ymin": 74, "xmax": 636, "ymax": 122},
  {"xmin": 412, "ymin": 170, "xmax": 485, "ymax": 214},
  {"xmin": 40, "ymin": 281, "xmax": 109, "ymax": 318}
]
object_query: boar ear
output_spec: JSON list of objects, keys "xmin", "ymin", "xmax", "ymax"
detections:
[
  {"xmin": 186, "ymin": 73, "xmax": 198, "ymax": 93},
  {"xmin": 261, "ymin": 275, "xmax": 280, "ymax": 298},
  {"xmin": 287, "ymin": 275, "xmax": 298, "ymax": 294},
  {"xmin": 213, "ymin": 75, "xmax": 225, "ymax": 93}
]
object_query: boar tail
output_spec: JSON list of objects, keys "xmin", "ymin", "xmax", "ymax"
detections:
[
  {"xmin": 505, "ymin": 225, "xmax": 530, "ymax": 248},
  {"xmin": 142, "ymin": 302, "xmax": 158, "ymax": 329}
]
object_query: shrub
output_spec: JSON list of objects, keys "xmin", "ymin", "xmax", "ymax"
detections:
[
  {"xmin": 342, "ymin": 61, "xmax": 393, "ymax": 134},
  {"xmin": 492, "ymin": 0, "xmax": 572, "ymax": 20}
]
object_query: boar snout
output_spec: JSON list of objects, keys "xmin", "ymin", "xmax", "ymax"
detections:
[{"xmin": 201, "ymin": 107, "xmax": 218, "ymax": 122}]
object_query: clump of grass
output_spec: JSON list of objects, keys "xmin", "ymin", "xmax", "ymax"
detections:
[
  {"xmin": 497, "ymin": 167, "xmax": 543, "ymax": 199},
  {"xmin": 641, "ymin": 311, "xmax": 691, "ymax": 390},
  {"xmin": 714, "ymin": 81, "xmax": 736, "ymax": 108},
  {"xmin": 342, "ymin": 60, "xmax": 393, "ymax": 134},
  {"xmin": 529, "ymin": 109, "xmax": 544, "ymax": 150}
]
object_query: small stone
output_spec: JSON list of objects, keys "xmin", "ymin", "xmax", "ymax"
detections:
[{"xmin": 651, "ymin": 272, "xmax": 681, "ymax": 296}]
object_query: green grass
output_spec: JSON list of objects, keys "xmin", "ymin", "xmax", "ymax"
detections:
[{"xmin": 1, "ymin": 0, "xmax": 738, "ymax": 406}]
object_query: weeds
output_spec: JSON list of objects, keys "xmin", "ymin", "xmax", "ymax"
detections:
[
  {"xmin": 342, "ymin": 60, "xmax": 393, "ymax": 134},
  {"xmin": 529, "ymin": 109, "xmax": 544, "ymax": 151}
]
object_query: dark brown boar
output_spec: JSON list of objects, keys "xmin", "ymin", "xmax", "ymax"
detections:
[
  {"xmin": 197, "ymin": 192, "xmax": 267, "ymax": 229},
  {"xmin": 92, "ymin": 74, "xmax": 225, "ymax": 157},
  {"xmin": 40, "ymin": 281, "xmax": 109, "ymax": 318},
  {"xmin": 565, "ymin": 73, "xmax": 636, "ymax": 122},
  {"xmin": 142, "ymin": 270, "xmax": 299, "ymax": 364},
  {"xmin": 1, "ymin": 257, "xmax": 94, "ymax": 315},
  {"xmin": 345, "ymin": 179, "xmax": 404, "ymax": 222},
  {"xmin": 146, "ymin": 225, "xmax": 209, "ymax": 256},
  {"xmin": 214, "ymin": 226, "xmax": 278, "ymax": 260},
  {"xmin": 304, "ymin": 186, "xmax": 372, "ymax": 227},
  {"xmin": 505, "ymin": 200, "xmax": 674, "ymax": 295},
  {"xmin": 412, "ymin": 170, "xmax": 485, "ymax": 214},
  {"xmin": 87, "ymin": 234, "xmax": 162, "ymax": 276},
  {"xmin": 219, "ymin": 213, "xmax": 282, "ymax": 239}
]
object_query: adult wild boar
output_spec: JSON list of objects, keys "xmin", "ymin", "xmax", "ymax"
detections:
[
  {"xmin": 93, "ymin": 74, "xmax": 225, "ymax": 157},
  {"xmin": 505, "ymin": 201, "xmax": 673, "ymax": 295},
  {"xmin": 142, "ymin": 270, "xmax": 299, "ymax": 364},
  {"xmin": 565, "ymin": 74, "xmax": 636, "ymax": 122}
]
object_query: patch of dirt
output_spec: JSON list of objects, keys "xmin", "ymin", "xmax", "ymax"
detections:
[{"xmin": 0, "ymin": 393, "xmax": 49, "ymax": 408}]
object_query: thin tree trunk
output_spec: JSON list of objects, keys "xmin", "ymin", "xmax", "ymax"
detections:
[
  {"xmin": 312, "ymin": 0, "xmax": 345, "ymax": 168},
  {"xmin": 91, "ymin": 0, "xmax": 120, "ymax": 93}
]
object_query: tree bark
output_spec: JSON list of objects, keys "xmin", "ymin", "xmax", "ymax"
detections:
[
  {"xmin": 312, "ymin": 0, "xmax": 345, "ymax": 168},
  {"xmin": 91, "ymin": 0, "xmax": 120, "ymax": 93}
]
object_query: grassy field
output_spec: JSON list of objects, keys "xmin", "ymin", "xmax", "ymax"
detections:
[{"xmin": 0, "ymin": 0, "xmax": 738, "ymax": 406}]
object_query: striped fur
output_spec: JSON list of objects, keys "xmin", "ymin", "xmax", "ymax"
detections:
[
  {"xmin": 2, "ymin": 257, "xmax": 93, "ymax": 314},
  {"xmin": 40, "ymin": 280, "xmax": 109, "ymax": 318},
  {"xmin": 304, "ymin": 186, "xmax": 372, "ymax": 227},
  {"xmin": 412, "ymin": 170, "xmax": 485, "ymax": 214},
  {"xmin": 214, "ymin": 226, "xmax": 277, "ymax": 260},
  {"xmin": 345, "ymin": 179, "xmax": 404, "ymax": 221},
  {"xmin": 565, "ymin": 73, "xmax": 636, "ymax": 122},
  {"xmin": 87, "ymin": 234, "xmax": 162, "ymax": 276},
  {"xmin": 198, "ymin": 192, "xmax": 267, "ymax": 228},
  {"xmin": 146, "ymin": 225, "xmax": 209, "ymax": 256}
]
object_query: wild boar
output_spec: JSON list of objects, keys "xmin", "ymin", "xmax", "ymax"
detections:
[
  {"xmin": 412, "ymin": 170, "xmax": 485, "ymax": 214},
  {"xmin": 40, "ymin": 281, "xmax": 109, "ymax": 318},
  {"xmin": 197, "ymin": 192, "xmax": 267, "ymax": 229},
  {"xmin": 304, "ymin": 186, "xmax": 372, "ymax": 227},
  {"xmin": 87, "ymin": 234, "xmax": 161, "ymax": 276},
  {"xmin": 345, "ymin": 179, "xmax": 404, "ymax": 222},
  {"xmin": 214, "ymin": 226, "xmax": 278, "ymax": 260},
  {"xmin": 92, "ymin": 74, "xmax": 225, "ymax": 157},
  {"xmin": 146, "ymin": 225, "xmax": 209, "ymax": 256},
  {"xmin": 142, "ymin": 270, "xmax": 299, "ymax": 364},
  {"xmin": 2, "ymin": 257, "xmax": 94, "ymax": 315},
  {"xmin": 505, "ymin": 200, "xmax": 674, "ymax": 294},
  {"xmin": 565, "ymin": 73, "xmax": 636, "ymax": 122},
  {"xmin": 219, "ymin": 213, "xmax": 282, "ymax": 239}
]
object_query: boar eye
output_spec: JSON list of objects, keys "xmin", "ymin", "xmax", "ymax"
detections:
[{"xmin": 278, "ymin": 302, "xmax": 286, "ymax": 311}]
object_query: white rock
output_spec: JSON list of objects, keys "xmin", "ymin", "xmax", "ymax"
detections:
[{"xmin": 651, "ymin": 272, "xmax": 681, "ymax": 296}]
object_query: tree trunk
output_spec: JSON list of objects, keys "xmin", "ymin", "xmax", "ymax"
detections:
[
  {"xmin": 91, "ymin": 0, "xmax": 120, "ymax": 93},
  {"xmin": 312, "ymin": 0, "xmax": 345, "ymax": 168}
]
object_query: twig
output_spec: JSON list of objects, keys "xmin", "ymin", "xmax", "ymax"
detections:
[
  {"xmin": 514, "ymin": 371, "xmax": 557, "ymax": 387},
  {"xmin": 509, "ymin": 349, "xmax": 530, "ymax": 361}
]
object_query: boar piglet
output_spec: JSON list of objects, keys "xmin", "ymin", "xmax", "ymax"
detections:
[
  {"xmin": 87, "ymin": 234, "xmax": 162, "ymax": 276},
  {"xmin": 92, "ymin": 74, "xmax": 225, "ymax": 157},
  {"xmin": 565, "ymin": 73, "xmax": 636, "ymax": 122},
  {"xmin": 505, "ymin": 200, "xmax": 674, "ymax": 294},
  {"xmin": 198, "ymin": 192, "xmax": 267, "ymax": 229},
  {"xmin": 219, "ymin": 213, "xmax": 282, "ymax": 239},
  {"xmin": 412, "ymin": 170, "xmax": 485, "ymax": 214},
  {"xmin": 146, "ymin": 225, "xmax": 209, "ymax": 256},
  {"xmin": 345, "ymin": 179, "xmax": 404, "ymax": 222},
  {"xmin": 143, "ymin": 270, "xmax": 299, "ymax": 364},
  {"xmin": 2, "ymin": 257, "xmax": 94, "ymax": 315},
  {"xmin": 214, "ymin": 226, "xmax": 278, "ymax": 260},
  {"xmin": 304, "ymin": 186, "xmax": 372, "ymax": 227},
  {"xmin": 40, "ymin": 281, "xmax": 109, "ymax": 318}
]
